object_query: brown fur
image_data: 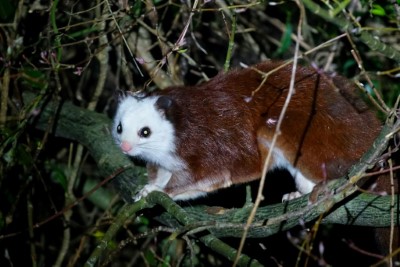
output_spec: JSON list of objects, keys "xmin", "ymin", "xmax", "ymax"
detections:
[{"xmin": 149, "ymin": 60, "xmax": 382, "ymax": 197}]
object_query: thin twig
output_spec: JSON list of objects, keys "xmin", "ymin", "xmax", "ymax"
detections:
[
  {"xmin": 223, "ymin": 9, "xmax": 236, "ymax": 72},
  {"xmin": 389, "ymin": 152, "xmax": 395, "ymax": 267},
  {"xmin": 233, "ymin": 1, "xmax": 305, "ymax": 265},
  {"xmin": 105, "ymin": 0, "xmax": 143, "ymax": 76},
  {"xmin": 348, "ymin": 37, "xmax": 390, "ymax": 113}
]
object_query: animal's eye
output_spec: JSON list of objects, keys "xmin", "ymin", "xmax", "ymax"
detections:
[
  {"xmin": 117, "ymin": 122, "xmax": 122, "ymax": 134},
  {"xmin": 139, "ymin": 127, "xmax": 151, "ymax": 138}
]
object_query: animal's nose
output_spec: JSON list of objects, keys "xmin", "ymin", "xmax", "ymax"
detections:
[{"xmin": 120, "ymin": 141, "xmax": 132, "ymax": 152}]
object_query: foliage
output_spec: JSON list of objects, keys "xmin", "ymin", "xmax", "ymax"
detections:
[{"xmin": 0, "ymin": 0, "xmax": 399, "ymax": 266}]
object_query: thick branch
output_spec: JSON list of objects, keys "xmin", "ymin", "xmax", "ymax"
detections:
[{"xmin": 156, "ymin": 190, "xmax": 398, "ymax": 238}]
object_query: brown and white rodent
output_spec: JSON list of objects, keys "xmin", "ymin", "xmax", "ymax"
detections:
[{"xmin": 112, "ymin": 60, "xmax": 382, "ymax": 201}]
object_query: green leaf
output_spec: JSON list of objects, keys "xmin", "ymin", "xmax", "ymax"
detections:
[
  {"xmin": 3, "ymin": 142, "xmax": 34, "ymax": 168},
  {"xmin": 22, "ymin": 69, "xmax": 48, "ymax": 90},
  {"xmin": 131, "ymin": 0, "xmax": 143, "ymax": 18},
  {"xmin": 45, "ymin": 161, "xmax": 68, "ymax": 190},
  {"xmin": 370, "ymin": 4, "xmax": 386, "ymax": 16},
  {"xmin": 50, "ymin": 166, "xmax": 68, "ymax": 190},
  {"xmin": 143, "ymin": 250, "xmax": 157, "ymax": 266},
  {"xmin": 274, "ymin": 22, "xmax": 293, "ymax": 57},
  {"xmin": 342, "ymin": 59, "xmax": 356, "ymax": 76}
]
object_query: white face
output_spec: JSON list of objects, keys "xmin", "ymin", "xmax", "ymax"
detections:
[{"xmin": 113, "ymin": 95, "xmax": 177, "ymax": 168}]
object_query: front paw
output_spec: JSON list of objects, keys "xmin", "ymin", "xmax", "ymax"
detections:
[
  {"xmin": 134, "ymin": 184, "xmax": 163, "ymax": 201},
  {"xmin": 282, "ymin": 191, "xmax": 302, "ymax": 202}
]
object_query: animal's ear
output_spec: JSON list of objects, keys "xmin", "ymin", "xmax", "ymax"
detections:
[
  {"xmin": 155, "ymin": 96, "xmax": 176, "ymax": 121},
  {"xmin": 156, "ymin": 96, "xmax": 173, "ymax": 110}
]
